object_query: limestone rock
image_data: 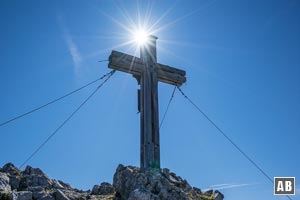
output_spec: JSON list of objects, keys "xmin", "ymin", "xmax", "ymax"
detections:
[
  {"xmin": 128, "ymin": 188, "xmax": 158, "ymax": 200},
  {"xmin": 0, "ymin": 172, "xmax": 11, "ymax": 192},
  {"xmin": 204, "ymin": 189, "xmax": 213, "ymax": 196},
  {"xmin": 9, "ymin": 191, "xmax": 32, "ymax": 200},
  {"xmin": 55, "ymin": 189, "xmax": 70, "ymax": 200},
  {"xmin": 0, "ymin": 163, "xmax": 20, "ymax": 175},
  {"xmin": 57, "ymin": 180, "xmax": 72, "ymax": 191},
  {"xmin": 62, "ymin": 189, "xmax": 88, "ymax": 200},
  {"xmin": 113, "ymin": 165, "xmax": 138, "ymax": 199},
  {"xmin": 91, "ymin": 182, "xmax": 115, "ymax": 195},
  {"xmin": 37, "ymin": 194, "xmax": 55, "ymax": 200},
  {"xmin": 51, "ymin": 180, "xmax": 64, "ymax": 190},
  {"xmin": 0, "ymin": 163, "xmax": 224, "ymax": 200},
  {"xmin": 24, "ymin": 186, "xmax": 43, "ymax": 199},
  {"xmin": 31, "ymin": 191, "xmax": 46, "ymax": 200},
  {"xmin": 214, "ymin": 191, "xmax": 224, "ymax": 200},
  {"xmin": 113, "ymin": 164, "xmax": 223, "ymax": 200},
  {"xmin": 20, "ymin": 166, "xmax": 52, "ymax": 189},
  {"xmin": 0, "ymin": 163, "xmax": 21, "ymax": 190}
]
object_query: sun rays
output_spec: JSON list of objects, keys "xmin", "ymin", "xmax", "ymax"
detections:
[{"xmin": 80, "ymin": 0, "xmax": 214, "ymax": 61}]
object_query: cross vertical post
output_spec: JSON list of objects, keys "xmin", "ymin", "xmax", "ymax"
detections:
[
  {"xmin": 139, "ymin": 36, "xmax": 160, "ymax": 170},
  {"xmin": 108, "ymin": 35, "xmax": 186, "ymax": 171}
]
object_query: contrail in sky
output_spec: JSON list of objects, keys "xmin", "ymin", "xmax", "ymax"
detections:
[{"xmin": 204, "ymin": 183, "xmax": 258, "ymax": 191}]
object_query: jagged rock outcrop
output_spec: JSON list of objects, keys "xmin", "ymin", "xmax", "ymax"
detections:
[
  {"xmin": 0, "ymin": 163, "xmax": 223, "ymax": 200},
  {"xmin": 1, "ymin": 163, "xmax": 21, "ymax": 191},
  {"xmin": 0, "ymin": 172, "xmax": 11, "ymax": 192},
  {"xmin": 92, "ymin": 183, "xmax": 115, "ymax": 196},
  {"xmin": 113, "ymin": 164, "xmax": 223, "ymax": 200}
]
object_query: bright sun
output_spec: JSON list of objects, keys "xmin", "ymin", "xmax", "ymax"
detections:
[{"xmin": 134, "ymin": 29, "xmax": 149, "ymax": 45}]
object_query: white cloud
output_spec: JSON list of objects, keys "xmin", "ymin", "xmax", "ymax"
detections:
[
  {"xmin": 65, "ymin": 35, "xmax": 82, "ymax": 75},
  {"xmin": 58, "ymin": 15, "xmax": 82, "ymax": 76}
]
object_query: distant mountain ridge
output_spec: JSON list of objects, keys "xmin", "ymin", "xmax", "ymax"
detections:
[{"xmin": 0, "ymin": 163, "xmax": 224, "ymax": 200}]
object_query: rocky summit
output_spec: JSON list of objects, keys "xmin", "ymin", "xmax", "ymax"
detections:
[{"xmin": 0, "ymin": 163, "xmax": 224, "ymax": 200}]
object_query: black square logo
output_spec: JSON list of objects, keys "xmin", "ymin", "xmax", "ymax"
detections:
[{"xmin": 274, "ymin": 177, "xmax": 295, "ymax": 195}]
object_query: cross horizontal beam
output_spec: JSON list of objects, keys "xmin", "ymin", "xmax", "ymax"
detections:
[{"xmin": 108, "ymin": 50, "xmax": 186, "ymax": 86}]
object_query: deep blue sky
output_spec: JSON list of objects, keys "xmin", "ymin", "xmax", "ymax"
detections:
[{"xmin": 0, "ymin": 0, "xmax": 299, "ymax": 199}]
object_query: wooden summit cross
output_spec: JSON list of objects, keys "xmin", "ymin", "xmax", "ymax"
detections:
[{"xmin": 108, "ymin": 35, "xmax": 186, "ymax": 170}]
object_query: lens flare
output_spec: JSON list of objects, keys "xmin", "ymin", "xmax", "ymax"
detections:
[{"xmin": 134, "ymin": 29, "xmax": 149, "ymax": 45}]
